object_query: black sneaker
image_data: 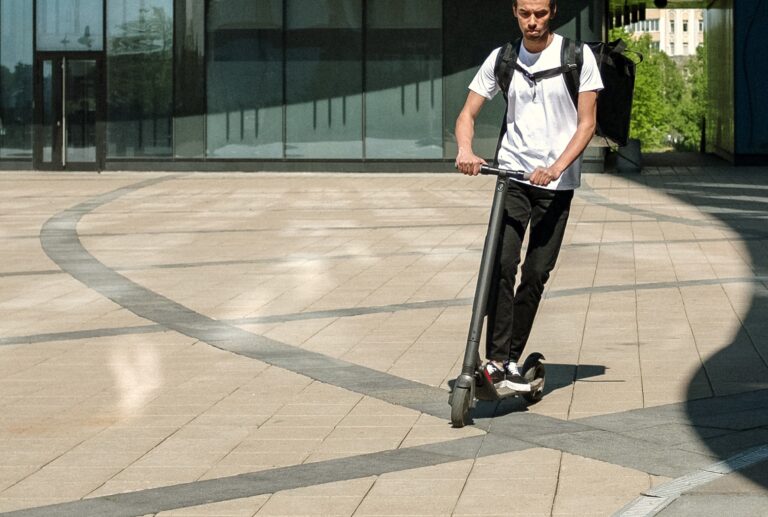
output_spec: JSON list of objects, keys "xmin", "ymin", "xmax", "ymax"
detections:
[
  {"xmin": 482, "ymin": 362, "xmax": 505, "ymax": 386},
  {"xmin": 504, "ymin": 361, "xmax": 531, "ymax": 392}
]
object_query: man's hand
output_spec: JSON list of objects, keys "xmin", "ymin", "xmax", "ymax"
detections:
[
  {"xmin": 529, "ymin": 166, "xmax": 561, "ymax": 186},
  {"xmin": 455, "ymin": 149, "xmax": 487, "ymax": 176}
]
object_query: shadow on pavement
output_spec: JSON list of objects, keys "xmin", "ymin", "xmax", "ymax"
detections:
[
  {"xmin": 627, "ymin": 154, "xmax": 768, "ymax": 489},
  {"xmin": 449, "ymin": 363, "xmax": 606, "ymax": 420}
]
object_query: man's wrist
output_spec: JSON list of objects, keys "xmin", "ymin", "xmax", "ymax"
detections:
[{"xmin": 549, "ymin": 164, "xmax": 565, "ymax": 178}]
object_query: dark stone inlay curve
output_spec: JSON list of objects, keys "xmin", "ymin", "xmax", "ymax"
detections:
[{"xmin": 38, "ymin": 176, "xmax": 453, "ymax": 422}]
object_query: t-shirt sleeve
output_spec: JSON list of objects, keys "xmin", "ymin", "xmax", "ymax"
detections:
[
  {"xmin": 579, "ymin": 45, "xmax": 604, "ymax": 93},
  {"xmin": 468, "ymin": 47, "xmax": 502, "ymax": 100}
]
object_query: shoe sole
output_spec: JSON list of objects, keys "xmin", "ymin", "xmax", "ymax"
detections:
[{"xmin": 498, "ymin": 380, "xmax": 531, "ymax": 392}]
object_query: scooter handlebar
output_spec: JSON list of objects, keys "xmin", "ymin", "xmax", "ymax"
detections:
[{"xmin": 479, "ymin": 165, "xmax": 532, "ymax": 181}]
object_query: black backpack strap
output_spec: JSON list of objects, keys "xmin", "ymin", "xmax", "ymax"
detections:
[
  {"xmin": 561, "ymin": 36, "xmax": 583, "ymax": 109},
  {"xmin": 494, "ymin": 39, "xmax": 522, "ymax": 101},
  {"xmin": 513, "ymin": 62, "xmax": 575, "ymax": 84},
  {"xmin": 492, "ymin": 39, "xmax": 521, "ymax": 165}
]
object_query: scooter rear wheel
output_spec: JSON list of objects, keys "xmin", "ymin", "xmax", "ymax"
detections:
[
  {"xmin": 450, "ymin": 386, "xmax": 471, "ymax": 428},
  {"xmin": 523, "ymin": 364, "xmax": 545, "ymax": 404}
]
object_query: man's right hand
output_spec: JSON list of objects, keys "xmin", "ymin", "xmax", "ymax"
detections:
[{"xmin": 455, "ymin": 149, "xmax": 487, "ymax": 176}]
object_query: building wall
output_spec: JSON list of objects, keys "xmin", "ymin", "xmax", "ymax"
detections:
[
  {"xmin": 706, "ymin": 0, "xmax": 734, "ymax": 158},
  {"xmin": 734, "ymin": 0, "xmax": 768, "ymax": 157},
  {"xmin": 706, "ymin": 0, "xmax": 768, "ymax": 161}
]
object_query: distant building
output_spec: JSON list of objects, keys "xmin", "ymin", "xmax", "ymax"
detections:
[{"xmin": 626, "ymin": 8, "xmax": 704, "ymax": 57}]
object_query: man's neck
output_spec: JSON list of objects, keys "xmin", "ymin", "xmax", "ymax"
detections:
[{"xmin": 522, "ymin": 31, "xmax": 554, "ymax": 54}]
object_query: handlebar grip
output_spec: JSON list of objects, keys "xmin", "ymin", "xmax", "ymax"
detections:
[{"xmin": 479, "ymin": 165, "xmax": 532, "ymax": 181}]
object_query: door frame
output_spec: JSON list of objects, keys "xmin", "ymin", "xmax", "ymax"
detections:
[{"xmin": 33, "ymin": 52, "xmax": 106, "ymax": 171}]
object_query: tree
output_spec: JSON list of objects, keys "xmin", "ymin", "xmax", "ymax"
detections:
[
  {"xmin": 609, "ymin": 27, "xmax": 706, "ymax": 152},
  {"xmin": 674, "ymin": 43, "xmax": 707, "ymax": 151}
]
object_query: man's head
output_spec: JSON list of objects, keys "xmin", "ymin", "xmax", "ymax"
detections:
[{"xmin": 513, "ymin": 0, "xmax": 557, "ymax": 44}]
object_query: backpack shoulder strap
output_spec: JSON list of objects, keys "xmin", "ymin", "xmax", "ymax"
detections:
[
  {"xmin": 561, "ymin": 36, "xmax": 583, "ymax": 109},
  {"xmin": 494, "ymin": 38, "xmax": 522, "ymax": 101},
  {"xmin": 492, "ymin": 39, "xmax": 521, "ymax": 165}
]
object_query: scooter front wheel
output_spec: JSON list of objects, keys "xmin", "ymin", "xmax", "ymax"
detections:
[{"xmin": 450, "ymin": 386, "xmax": 471, "ymax": 428}]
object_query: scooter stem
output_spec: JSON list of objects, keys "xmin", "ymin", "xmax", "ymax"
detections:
[{"xmin": 460, "ymin": 171, "xmax": 509, "ymax": 377}]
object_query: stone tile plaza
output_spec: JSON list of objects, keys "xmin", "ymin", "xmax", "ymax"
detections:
[{"xmin": 1, "ymin": 164, "xmax": 768, "ymax": 516}]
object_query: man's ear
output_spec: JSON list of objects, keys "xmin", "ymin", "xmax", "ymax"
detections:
[{"xmin": 551, "ymin": 6, "xmax": 557, "ymax": 19}]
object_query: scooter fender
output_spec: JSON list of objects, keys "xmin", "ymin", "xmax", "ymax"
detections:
[
  {"xmin": 521, "ymin": 352, "xmax": 546, "ymax": 376},
  {"xmin": 450, "ymin": 373, "xmax": 477, "ymax": 408}
]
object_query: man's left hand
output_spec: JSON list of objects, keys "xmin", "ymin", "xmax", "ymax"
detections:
[{"xmin": 529, "ymin": 166, "xmax": 561, "ymax": 187}]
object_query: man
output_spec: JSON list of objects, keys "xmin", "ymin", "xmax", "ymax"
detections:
[{"xmin": 455, "ymin": 0, "xmax": 603, "ymax": 391}]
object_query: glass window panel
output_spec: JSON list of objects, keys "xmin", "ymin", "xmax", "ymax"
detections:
[
  {"xmin": 367, "ymin": 0, "xmax": 440, "ymax": 28},
  {"xmin": 0, "ymin": 0, "xmax": 33, "ymax": 159},
  {"xmin": 286, "ymin": 0, "xmax": 361, "ymax": 29},
  {"xmin": 365, "ymin": 0, "xmax": 442, "ymax": 159},
  {"xmin": 36, "ymin": 0, "xmax": 103, "ymax": 51},
  {"xmin": 174, "ymin": 0, "xmax": 205, "ymax": 159},
  {"xmin": 41, "ymin": 60, "xmax": 54, "ymax": 163},
  {"xmin": 65, "ymin": 59, "xmax": 97, "ymax": 163},
  {"xmin": 285, "ymin": 0, "xmax": 362, "ymax": 159},
  {"xmin": 206, "ymin": 0, "xmax": 283, "ymax": 158},
  {"xmin": 107, "ymin": 0, "xmax": 173, "ymax": 158}
]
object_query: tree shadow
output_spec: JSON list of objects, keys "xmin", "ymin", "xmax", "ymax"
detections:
[{"xmin": 621, "ymin": 159, "xmax": 768, "ymax": 488}]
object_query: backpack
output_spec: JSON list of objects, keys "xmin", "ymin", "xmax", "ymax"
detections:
[{"xmin": 493, "ymin": 37, "xmax": 641, "ymax": 157}]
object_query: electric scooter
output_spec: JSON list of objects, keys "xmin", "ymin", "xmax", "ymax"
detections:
[{"xmin": 449, "ymin": 164, "xmax": 546, "ymax": 428}]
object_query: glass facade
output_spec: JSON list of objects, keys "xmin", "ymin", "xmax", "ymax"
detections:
[
  {"xmin": 106, "ymin": 0, "xmax": 173, "ymax": 158},
  {"xmin": 285, "ymin": 0, "xmax": 363, "ymax": 159},
  {"xmin": 41, "ymin": 60, "xmax": 53, "ymax": 162},
  {"xmin": 64, "ymin": 59, "xmax": 98, "ymax": 163},
  {"xmin": 205, "ymin": 0, "xmax": 445, "ymax": 161},
  {"xmin": 36, "ymin": 0, "xmax": 104, "ymax": 51},
  {"xmin": 365, "ymin": 0, "xmax": 442, "ymax": 159},
  {"xmin": 207, "ymin": 0, "xmax": 283, "ymax": 158},
  {"xmin": 174, "ymin": 0, "xmax": 206, "ymax": 159},
  {"xmin": 0, "ymin": 0, "xmax": 610, "ymax": 169},
  {"xmin": 0, "ymin": 0, "xmax": 33, "ymax": 159}
]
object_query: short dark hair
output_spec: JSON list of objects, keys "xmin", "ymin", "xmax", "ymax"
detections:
[{"xmin": 513, "ymin": 1, "xmax": 557, "ymax": 10}]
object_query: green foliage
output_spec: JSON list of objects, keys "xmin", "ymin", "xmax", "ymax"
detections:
[
  {"xmin": 609, "ymin": 27, "xmax": 707, "ymax": 152},
  {"xmin": 675, "ymin": 44, "xmax": 708, "ymax": 151}
]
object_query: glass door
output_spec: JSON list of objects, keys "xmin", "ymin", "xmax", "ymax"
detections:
[{"xmin": 34, "ymin": 54, "xmax": 104, "ymax": 170}]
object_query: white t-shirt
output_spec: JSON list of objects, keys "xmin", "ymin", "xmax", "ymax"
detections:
[{"xmin": 469, "ymin": 34, "xmax": 603, "ymax": 190}]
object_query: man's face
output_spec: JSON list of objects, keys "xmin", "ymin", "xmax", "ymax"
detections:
[{"xmin": 513, "ymin": 0, "xmax": 556, "ymax": 41}]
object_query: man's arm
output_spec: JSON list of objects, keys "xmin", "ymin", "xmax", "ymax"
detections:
[
  {"xmin": 529, "ymin": 90, "xmax": 598, "ymax": 187},
  {"xmin": 455, "ymin": 91, "xmax": 489, "ymax": 176}
]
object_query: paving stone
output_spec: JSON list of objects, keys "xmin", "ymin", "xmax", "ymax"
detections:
[{"xmin": 3, "ymin": 170, "xmax": 768, "ymax": 516}]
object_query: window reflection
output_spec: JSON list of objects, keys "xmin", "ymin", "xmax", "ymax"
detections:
[
  {"xmin": 65, "ymin": 60, "xmax": 97, "ymax": 163},
  {"xmin": 207, "ymin": 0, "xmax": 283, "ymax": 158},
  {"xmin": 41, "ymin": 60, "xmax": 54, "ymax": 163},
  {"xmin": 365, "ymin": 0, "xmax": 442, "ymax": 158},
  {"xmin": 107, "ymin": 0, "xmax": 173, "ymax": 158},
  {"xmin": 36, "ymin": 0, "xmax": 104, "ymax": 51},
  {"xmin": 285, "ymin": 0, "xmax": 363, "ymax": 159},
  {"xmin": 0, "ymin": 0, "xmax": 33, "ymax": 159}
]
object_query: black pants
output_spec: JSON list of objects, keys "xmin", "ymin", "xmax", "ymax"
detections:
[{"xmin": 486, "ymin": 180, "xmax": 574, "ymax": 363}]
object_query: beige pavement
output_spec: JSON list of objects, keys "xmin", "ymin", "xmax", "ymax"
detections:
[{"xmin": 1, "ymin": 166, "xmax": 767, "ymax": 516}]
